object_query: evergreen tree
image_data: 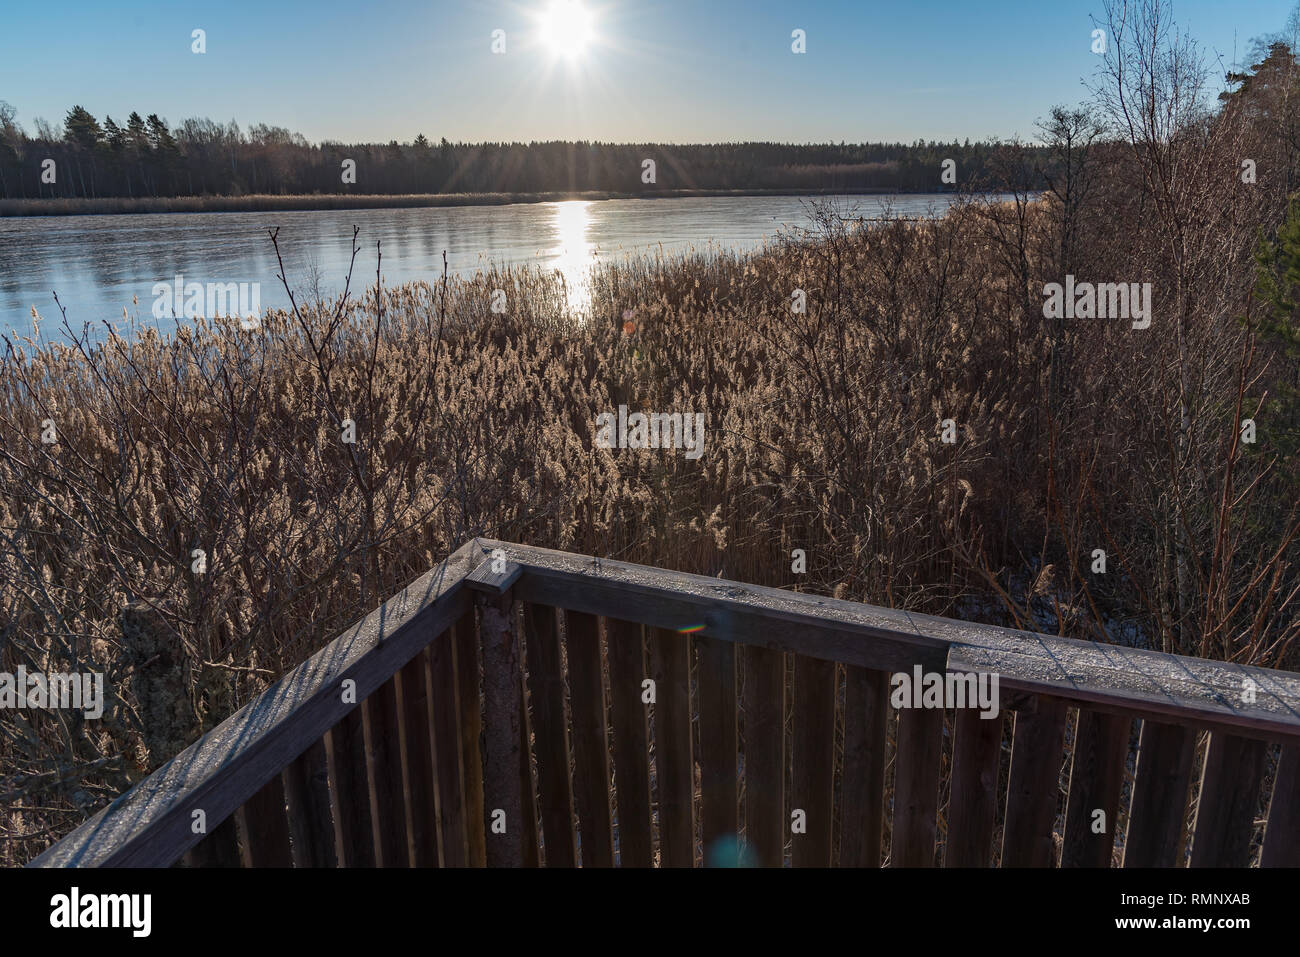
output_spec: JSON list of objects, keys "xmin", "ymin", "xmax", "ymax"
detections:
[
  {"xmin": 1251, "ymin": 198, "xmax": 1300, "ymax": 467},
  {"xmin": 63, "ymin": 105, "xmax": 102, "ymax": 149}
]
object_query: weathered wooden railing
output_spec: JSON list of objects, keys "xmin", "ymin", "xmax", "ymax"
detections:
[{"xmin": 31, "ymin": 538, "xmax": 1300, "ymax": 867}]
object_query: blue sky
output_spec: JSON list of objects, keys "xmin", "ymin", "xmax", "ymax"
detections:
[{"xmin": 0, "ymin": 0, "xmax": 1295, "ymax": 144}]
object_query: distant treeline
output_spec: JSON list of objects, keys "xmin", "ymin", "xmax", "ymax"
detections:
[{"xmin": 0, "ymin": 104, "xmax": 1048, "ymax": 200}]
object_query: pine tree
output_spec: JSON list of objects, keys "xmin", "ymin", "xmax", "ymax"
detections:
[
  {"xmin": 1251, "ymin": 199, "xmax": 1300, "ymax": 465},
  {"xmin": 63, "ymin": 105, "xmax": 102, "ymax": 196},
  {"xmin": 62, "ymin": 105, "xmax": 102, "ymax": 149}
]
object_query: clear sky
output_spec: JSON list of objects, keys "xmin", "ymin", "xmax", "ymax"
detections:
[{"xmin": 1, "ymin": 0, "xmax": 1295, "ymax": 144}]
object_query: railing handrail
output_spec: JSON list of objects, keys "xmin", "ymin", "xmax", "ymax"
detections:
[
  {"xmin": 492, "ymin": 538, "xmax": 1300, "ymax": 742},
  {"xmin": 30, "ymin": 537, "xmax": 1300, "ymax": 867}
]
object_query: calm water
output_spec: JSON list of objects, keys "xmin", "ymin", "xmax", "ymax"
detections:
[{"xmin": 0, "ymin": 193, "xmax": 965, "ymax": 340}]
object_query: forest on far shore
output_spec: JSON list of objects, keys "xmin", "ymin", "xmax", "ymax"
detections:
[{"xmin": 0, "ymin": 103, "xmax": 1046, "ymax": 199}]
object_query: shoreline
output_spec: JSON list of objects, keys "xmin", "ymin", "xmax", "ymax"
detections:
[{"xmin": 0, "ymin": 187, "xmax": 945, "ymax": 218}]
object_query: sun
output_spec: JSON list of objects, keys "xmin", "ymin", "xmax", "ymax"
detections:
[{"xmin": 538, "ymin": 0, "xmax": 595, "ymax": 60}]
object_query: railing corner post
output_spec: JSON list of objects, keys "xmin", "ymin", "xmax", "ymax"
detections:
[{"xmin": 473, "ymin": 567, "xmax": 524, "ymax": 868}]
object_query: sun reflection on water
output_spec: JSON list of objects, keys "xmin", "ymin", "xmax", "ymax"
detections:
[{"xmin": 547, "ymin": 200, "xmax": 595, "ymax": 316}]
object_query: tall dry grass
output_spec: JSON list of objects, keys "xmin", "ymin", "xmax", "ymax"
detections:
[{"xmin": 0, "ymin": 188, "xmax": 900, "ymax": 218}]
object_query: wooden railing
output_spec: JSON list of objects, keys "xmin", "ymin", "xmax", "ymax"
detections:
[{"xmin": 30, "ymin": 538, "xmax": 1300, "ymax": 867}]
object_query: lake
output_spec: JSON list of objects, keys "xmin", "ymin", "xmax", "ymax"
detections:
[{"xmin": 0, "ymin": 193, "xmax": 968, "ymax": 341}]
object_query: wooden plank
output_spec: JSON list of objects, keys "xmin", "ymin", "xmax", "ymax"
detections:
[
  {"xmin": 328, "ymin": 707, "xmax": 374, "ymax": 867},
  {"xmin": 1124, "ymin": 720, "xmax": 1196, "ymax": 867},
  {"xmin": 648, "ymin": 626, "xmax": 694, "ymax": 867},
  {"xmin": 429, "ymin": 626, "xmax": 468, "ymax": 866},
  {"xmin": 1262, "ymin": 743, "xmax": 1300, "ymax": 867},
  {"xmin": 1000, "ymin": 696, "xmax": 1068, "ymax": 867},
  {"xmin": 523, "ymin": 603, "xmax": 577, "ymax": 867},
  {"xmin": 744, "ymin": 645, "xmax": 786, "ymax": 867},
  {"xmin": 466, "ymin": 555, "xmax": 523, "ymax": 594},
  {"xmin": 1189, "ymin": 733, "xmax": 1266, "ymax": 867},
  {"xmin": 891, "ymin": 706, "xmax": 943, "ymax": 866},
  {"xmin": 606, "ymin": 617, "xmax": 653, "ymax": 867},
  {"xmin": 31, "ymin": 538, "xmax": 482, "ymax": 868},
  {"xmin": 945, "ymin": 707, "xmax": 1004, "ymax": 867},
  {"xmin": 791, "ymin": 654, "xmax": 835, "ymax": 867},
  {"xmin": 455, "ymin": 615, "xmax": 486, "ymax": 867},
  {"xmin": 397, "ymin": 650, "xmax": 439, "ymax": 867},
  {"xmin": 364, "ymin": 677, "xmax": 409, "ymax": 866},
  {"xmin": 183, "ymin": 812, "xmax": 241, "ymax": 867},
  {"xmin": 696, "ymin": 634, "xmax": 738, "ymax": 862},
  {"xmin": 947, "ymin": 631, "xmax": 1300, "ymax": 745},
  {"xmin": 1061, "ymin": 710, "xmax": 1130, "ymax": 868},
  {"xmin": 520, "ymin": 683, "xmax": 540, "ymax": 867},
  {"xmin": 564, "ymin": 610, "xmax": 614, "ymax": 866},
  {"xmin": 478, "ymin": 538, "xmax": 1300, "ymax": 742},
  {"xmin": 479, "ymin": 589, "xmax": 524, "ymax": 867},
  {"xmin": 236, "ymin": 772, "xmax": 293, "ymax": 867},
  {"xmin": 839, "ymin": 666, "xmax": 888, "ymax": 867},
  {"xmin": 282, "ymin": 737, "xmax": 337, "ymax": 867}
]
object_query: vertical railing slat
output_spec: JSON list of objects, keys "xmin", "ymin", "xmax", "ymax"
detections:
[
  {"xmin": 606, "ymin": 617, "xmax": 653, "ymax": 867},
  {"xmin": 364, "ymin": 676, "xmax": 409, "ymax": 866},
  {"xmin": 183, "ymin": 812, "xmax": 242, "ymax": 867},
  {"xmin": 696, "ymin": 634, "xmax": 738, "ymax": 863},
  {"xmin": 236, "ymin": 772, "xmax": 294, "ymax": 867},
  {"xmin": 648, "ymin": 626, "xmax": 694, "ymax": 867},
  {"xmin": 398, "ymin": 649, "xmax": 440, "ymax": 866},
  {"xmin": 521, "ymin": 683, "xmax": 541, "ymax": 867},
  {"xmin": 791, "ymin": 654, "xmax": 835, "ymax": 867},
  {"xmin": 523, "ymin": 603, "xmax": 578, "ymax": 866},
  {"xmin": 743, "ymin": 645, "xmax": 786, "ymax": 867},
  {"xmin": 455, "ymin": 616, "xmax": 487, "ymax": 866},
  {"xmin": 1189, "ymin": 732, "xmax": 1266, "ymax": 867},
  {"xmin": 327, "ymin": 707, "xmax": 375, "ymax": 867},
  {"xmin": 945, "ymin": 707, "xmax": 1004, "ymax": 867},
  {"xmin": 1123, "ymin": 720, "xmax": 1196, "ymax": 867},
  {"xmin": 430, "ymin": 626, "xmax": 469, "ymax": 866},
  {"xmin": 1262, "ymin": 742, "xmax": 1300, "ymax": 867},
  {"xmin": 891, "ymin": 706, "xmax": 943, "ymax": 866},
  {"xmin": 1000, "ymin": 697, "xmax": 1069, "ymax": 867},
  {"xmin": 1061, "ymin": 710, "xmax": 1130, "ymax": 868},
  {"xmin": 565, "ymin": 610, "xmax": 615, "ymax": 866},
  {"xmin": 839, "ymin": 666, "xmax": 889, "ymax": 867},
  {"xmin": 283, "ymin": 736, "xmax": 338, "ymax": 868}
]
